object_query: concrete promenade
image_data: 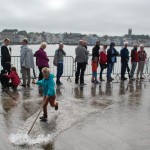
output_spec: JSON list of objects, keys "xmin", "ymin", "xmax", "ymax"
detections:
[{"xmin": 0, "ymin": 77, "xmax": 150, "ymax": 150}]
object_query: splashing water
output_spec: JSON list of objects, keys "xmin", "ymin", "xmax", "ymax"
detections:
[
  {"xmin": 9, "ymin": 95, "xmax": 113, "ymax": 147},
  {"xmin": 9, "ymin": 132, "xmax": 58, "ymax": 146}
]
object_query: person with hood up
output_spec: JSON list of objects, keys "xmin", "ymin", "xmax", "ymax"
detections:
[{"xmin": 107, "ymin": 42, "xmax": 119, "ymax": 82}]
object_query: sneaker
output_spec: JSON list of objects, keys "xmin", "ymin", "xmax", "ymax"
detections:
[
  {"xmin": 91, "ymin": 80, "xmax": 95, "ymax": 83},
  {"xmin": 111, "ymin": 77, "xmax": 114, "ymax": 80},
  {"xmin": 121, "ymin": 78, "xmax": 127, "ymax": 81},
  {"xmin": 20, "ymin": 84, "xmax": 26, "ymax": 87},
  {"xmin": 39, "ymin": 116, "xmax": 47, "ymax": 121},
  {"xmin": 3, "ymin": 87, "xmax": 9, "ymax": 92},
  {"xmin": 56, "ymin": 82, "xmax": 63, "ymax": 85},
  {"xmin": 130, "ymin": 77, "xmax": 135, "ymax": 80},
  {"xmin": 140, "ymin": 77, "xmax": 145, "ymax": 80},
  {"xmin": 100, "ymin": 79, "xmax": 105, "ymax": 81},
  {"xmin": 95, "ymin": 80, "xmax": 100, "ymax": 84},
  {"xmin": 55, "ymin": 103, "xmax": 58, "ymax": 110},
  {"xmin": 107, "ymin": 78, "xmax": 112, "ymax": 82},
  {"xmin": 27, "ymin": 84, "xmax": 30, "ymax": 87},
  {"xmin": 40, "ymin": 118, "xmax": 47, "ymax": 122}
]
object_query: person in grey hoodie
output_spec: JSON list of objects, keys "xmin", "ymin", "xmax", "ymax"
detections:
[
  {"xmin": 75, "ymin": 40, "xmax": 89, "ymax": 85},
  {"xmin": 20, "ymin": 38, "xmax": 34, "ymax": 87},
  {"xmin": 54, "ymin": 43, "xmax": 66, "ymax": 85}
]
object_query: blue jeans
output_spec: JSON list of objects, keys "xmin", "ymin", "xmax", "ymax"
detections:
[
  {"xmin": 56, "ymin": 63, "xmax": 63, "ymax": 83},
  {"xmin": 107, "ymin": 63, "xmax": 114, "ymax": 79},
  {"xmin": 130, "ymin": 62, "xmax": 137, "ymax": 78}
]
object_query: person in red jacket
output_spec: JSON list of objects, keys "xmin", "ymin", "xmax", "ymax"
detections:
[
  {"xmin": 99, "ymin": 45, "xmax": 107, "ymax": 81},
  {"xmin": 91, "ymin": 57, "xmax": 99, "ymax": 83},
  {"xmin": 4, "ymin": 67, "xmax": 20, "ymax": 89},
  {"xmin": 130, "ymin": 44, "xmax": 139, "ymax": 80}
]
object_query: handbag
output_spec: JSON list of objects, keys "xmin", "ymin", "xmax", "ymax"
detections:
[
  {"xmin": 103, "ymin": 63, "xmax": 107, "ymax": 69},
  {"xmin": 53, "ymin": 56, "xmax": 58, "ymax": 66},
  {"xmin": 53, "ymin": 50, "xmax": 59, "ymax": 66}
]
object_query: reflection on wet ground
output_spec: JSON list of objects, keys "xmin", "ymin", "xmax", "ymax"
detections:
[{"xmin": 0, "ymin": 77, "xmax": 150, "ymax": 149}]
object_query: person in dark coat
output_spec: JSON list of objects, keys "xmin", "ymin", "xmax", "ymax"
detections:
[
  {"xmin": 92, "ymin": 41, "xmax": 100, "ymax": 60},
  {"xmin": 130, "ymin": 44, "xmax": 138, "ymax": 80},
  {"xmin": 120, "ymin": 42, "xmax": 129, "ymax": 80},
  {"xmin": 1, "ymin": 38, "xmax": 11, "ymax": 73},
  {"xmin": 107, "ymin": 42, "xmax": 119, "ymax": 82}
]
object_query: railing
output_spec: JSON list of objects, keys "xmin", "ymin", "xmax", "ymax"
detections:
[
  {"xmin": 113, "ymin": 56, "xmax": 148, "ymax": 78},
  {"xmin": 0, "ymin": 55, "xmax": 150, "ymax": 80},
  {"xmin": 82, "ymin": 55, "xmax": 150, "ymax": 77},
  {"xmin": 0, "ymin": 56, "xmax": 75, "ymax": 80}
]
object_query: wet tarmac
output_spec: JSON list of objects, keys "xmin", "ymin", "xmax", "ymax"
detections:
[{"xmin": 1, "ymin": 76, "xmax": 150, "ymax": 150}]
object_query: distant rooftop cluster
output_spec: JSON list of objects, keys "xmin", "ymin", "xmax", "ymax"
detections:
[{"xmin": 0, "ymin": 29, "xmax": 150, "ymax": 46}]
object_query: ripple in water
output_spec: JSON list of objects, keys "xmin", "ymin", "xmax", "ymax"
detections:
[{"xmin": 9, "ymin": 97, "xmax": 113, "ymax": 146}]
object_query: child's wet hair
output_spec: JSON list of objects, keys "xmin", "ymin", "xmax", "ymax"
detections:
[{"xmin": 42, "ymin": 67, "xmax": 50, "ymax": 74}]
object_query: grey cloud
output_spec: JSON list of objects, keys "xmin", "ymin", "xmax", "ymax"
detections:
[{"xmin": 0, "ymin": 0, "xmax": 150, "ymax": 35}]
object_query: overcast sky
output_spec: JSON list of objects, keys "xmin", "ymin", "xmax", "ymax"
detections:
[{"xmin": 0, "ymin": 0, "xmax": 149, "ymax": 36}]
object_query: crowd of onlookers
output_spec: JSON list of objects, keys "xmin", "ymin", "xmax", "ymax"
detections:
[
  {"xmin": 0, "ymin": 38, "xmax": 147, "ymax": 121},
  {"xmin": 0, "ymin": 38, "xmax": 66, "ymax": 90},
  {"xmin": 75, "ymin": 40, "xmax": 147, "ymax": 85},
  {"xmin": 0, "ymin": 38, "xmax": 148, "ymax": 90}
]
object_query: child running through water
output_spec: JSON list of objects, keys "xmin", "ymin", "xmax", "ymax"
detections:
[
  {"xmin": 4, "ymin": 67, "xmax": 20, "ymax": 90},
  {"xmin": 91, "ymin": 57, "xmax": 99, "ymax": 83},
  {"xmin": 35, "ymin": 67, "xmax": 58, "ymax": 122}
]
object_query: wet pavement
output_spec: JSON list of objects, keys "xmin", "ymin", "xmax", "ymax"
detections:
[{"xmin": 1, "ymin": 76, "xmax": 150, "ymax": 149}]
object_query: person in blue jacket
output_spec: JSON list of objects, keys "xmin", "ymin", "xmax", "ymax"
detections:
[
  {"xmin": 35, "ymin": 67, "xmax": 58, "ymax": 121},
  {"xmin": 107, "ymin": 42, "xmax": 119, "ymax": 82},
  {"xmin": 120, "ymin": 42, "xmax": 129, "ymax": 80}
]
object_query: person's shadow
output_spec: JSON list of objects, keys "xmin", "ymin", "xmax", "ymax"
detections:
[
  {"xmin": 91, "ymin": 84, "xmax": 97, "ymax": 97},
  {"xmin": 105, "ymin": 82, "xmax": 112, "ymax": 96},
  {"xmin": 74, "ymin": 86, "xmax": 84, "ymax": 99}
]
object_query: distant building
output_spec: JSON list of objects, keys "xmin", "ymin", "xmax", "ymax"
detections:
[
  {"xmin": 28, "ymin": 33, "xmax": 42, "ymax": 44},
  {"xmin": 0, "ymin": 29, "xmax": 18, "ymax": 42},
  {"xmin": 82, "ymin": 35, "xmax": 99, "ymax": 45},
  {"xmin": 128, "ymin": 28, "xmax": 132, "ymax": 36}
]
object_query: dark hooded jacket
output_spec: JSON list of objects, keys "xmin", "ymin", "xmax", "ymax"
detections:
[
  {"xmin": 107, "ymin": 42, "xmax": 119, "ymax": 63},
  {"xmin": 92, "ymin": 45, "xmax": 100, "ymax": 60}
]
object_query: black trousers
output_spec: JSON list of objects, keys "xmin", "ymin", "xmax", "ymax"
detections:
[
  {"xmin": 75, "ymin": 62, "xmax": 86, "ymax": 84},
  {"xmin": 2, "ymin": 63, "xmax": 11, "ymax": 73},
  {"xmin": 121, "ymin": 62, "xmax": 127, "ymax": 78},
  {"xmin": 1, "ymin": 63, "xmax": 11, "ymax": 87},
  {"xmin": 100, "ymin": 64, "xmax": 105, "ymax": 79},
  {"xmin": 38, "ymin": 66, "xmax": 48, "ymax": 81}
]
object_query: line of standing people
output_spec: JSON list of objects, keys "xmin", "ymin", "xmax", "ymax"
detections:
[
  {"xmin": 75, "ymin": 40, "xmax": 147, "ymax": 85},
  {"xmin": 0, "ymin": 38, "xmax": 66, "ymax": 90}
]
